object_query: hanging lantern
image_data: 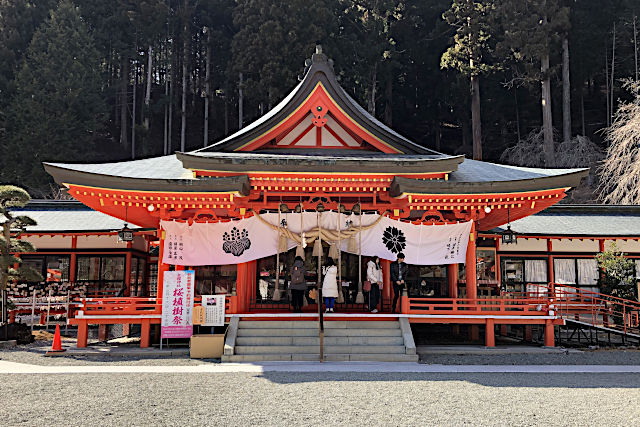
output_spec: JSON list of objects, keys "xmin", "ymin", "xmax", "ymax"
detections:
[
  {"xmin": 501, "ymin": 207, "xmax": 517, "ymax": 245},
  {"xmin": 501, "ymin": 225, "xmax": 517, "ymax": 245},
  {"xmin": 118, "ymin": 223, "xmax": 134, "ymax": 242}
]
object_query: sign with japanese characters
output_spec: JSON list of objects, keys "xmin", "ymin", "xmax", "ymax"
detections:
[
  {"xmin": 201, "ymin": 295, "xmax": 226, "ymax": 326},
  {"xmin": 161, "ymin": 270, "xmax": 195, "ymax": 339}
]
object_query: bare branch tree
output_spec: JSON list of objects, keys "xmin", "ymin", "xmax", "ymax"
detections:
[{"xmin": 599, "ymin": 80, "xmax": 640, "ymax": 204}]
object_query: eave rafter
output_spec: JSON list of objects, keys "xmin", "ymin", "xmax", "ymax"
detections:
[{"xmin": 66, "ymin": 184, "xmax": 248, "ymax": 228}]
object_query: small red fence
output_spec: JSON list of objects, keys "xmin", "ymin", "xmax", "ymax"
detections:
[
  {"xmin": 403, "ymin": 295, "xmax": 551, "ymax": 316},
  {"xmin": 541, "ymin": 284, "xmax": 640, "ymax": 335},
  {"xmin": 76, "ymin": 295, "xmax": 237, "ymax": 317}
]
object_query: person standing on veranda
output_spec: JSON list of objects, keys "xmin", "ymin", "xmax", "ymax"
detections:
[
  {"xmin": 366, "ymin": 256, "xmax": 383, "ymax": 313},
  {"xmin": 390, "ymin": 253, "xmax": 408, "ymax": 314},
  {"xmin": 290, "ymin": 256, "xmax": 307, "ymax": 313},
  {"xmin": 322, "ymin": 258, "xmax": 338, "ymax": 313}
]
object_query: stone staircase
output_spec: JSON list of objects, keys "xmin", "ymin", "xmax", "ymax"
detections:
[{"xmin": 222, "ymin": 318, "xmax": 418, "ymax": 362}]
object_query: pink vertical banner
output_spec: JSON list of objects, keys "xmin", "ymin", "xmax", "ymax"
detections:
[{"xmin": 161, "ymin": 270, "xmax": 195, "ymax": 339}]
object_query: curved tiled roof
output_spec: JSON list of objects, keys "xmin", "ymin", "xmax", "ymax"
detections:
[{"xmin": 494, "ymin": 205, "xmax": 640, "ymax": 236}]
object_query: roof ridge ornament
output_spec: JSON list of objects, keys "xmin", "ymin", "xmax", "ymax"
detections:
[{"xmin": 301, "ymin": 44, "xmax": 334, "ymax": 79}]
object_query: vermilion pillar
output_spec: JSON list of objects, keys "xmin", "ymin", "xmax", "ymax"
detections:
[
  {"xmin": 547, "ymin": 239, "xmax": 554, "ymax": 286},
  {"xmin": 156, "ymin": 228, "xmax": 170, "ymax": 301},
  {"xmin": 465, "ymin": 221, "xmax": 477, "ymax": 301},
  {"xmin": 544, "ymin": 320, "xmax": 555, "ymax": 347},
  {"xmin": 485, "ymin": 318, "xmax": 495, "ymax": 347},
  {"xmin": 447, "ymin": 264, "xmax": 458, "ymax": 298},
  {"xmin": 236, "ymin": 262, "xmax": 249, "ymax": 313},
  {"xmin": 69, "ymin": 236, "xmax": 77, "ymax": 283}
]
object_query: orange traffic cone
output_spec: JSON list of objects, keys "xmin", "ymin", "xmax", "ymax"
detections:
[{"xmin": 46, "ymin": 324, "xmax": 66, "ymax": 354}]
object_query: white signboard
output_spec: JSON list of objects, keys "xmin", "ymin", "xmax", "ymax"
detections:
[
  {"xmin": 201, "ymin": 294, "xmax": 226, "ymax": 326},
  {"xmin": 161, "ymin": 270, "xmax": 195, "ymax": 338}
]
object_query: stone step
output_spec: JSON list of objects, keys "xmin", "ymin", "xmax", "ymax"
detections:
[
  {"xmin": 237, "ymin": 327, "xmax": 401, "ymax": 337},
  {"xmin": 235, "ymin": 345, "xmax": 407, "ymax": 355},
  {"xmin": 237, "ymin": 328, "xmax": 319, "ymax": 337},
  {"xmin": 221, "ymin": 353, "xmax": 419, "ymax": 362},
  {"xmin": 239, "ymin": 321, "xmax": 317, "ymax": 329},
  {"xmin": 324, "ymin": 321, "xmax": 400, "ymax": 329},
  {"xmin": 325, "ymin": 328, "xmax": 401, "ymax": 337},
  {"xmin": 238, "ymin": 320, "xmax": 399, "ymax": 329},
  {"xmin": 236, "ymin": 336, "xmax": 404, "ymax": 346}
]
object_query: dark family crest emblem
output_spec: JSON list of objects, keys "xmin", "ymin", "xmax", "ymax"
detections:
[
  {"xmin": 382, "ymin": 226, "xmax": 406, "ymax": 254},
  {"xmin": 222, "ymin": 227, "xmax": 251, "ymax": 257}
]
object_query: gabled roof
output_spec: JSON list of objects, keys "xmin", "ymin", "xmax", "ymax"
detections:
[
  {"xmin": 191, "ymin": 48, "xmax": 439, "ymax": 156},
  {"xmin": 43, "ymin": 47, "xmax": 587, "ymax": 198}
]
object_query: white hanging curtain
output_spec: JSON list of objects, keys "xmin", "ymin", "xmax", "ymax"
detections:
[
  {"xmin": 577, "ymin": 258, "xmax": 599, "ymax": 285},
  {"xmin": 525, "ymin": 260, "xmax": 548, "ymax": 282},
  {"xmin": 635, "ymin": 259, "xmax": 640, "ymax": 279},
  {"xmin": 525, "ymin": 259, "xmax": 548, "ymax": 296},
  {"xmin": 553, "ymin": 259, "xmax": 576, "ymax": 285}
]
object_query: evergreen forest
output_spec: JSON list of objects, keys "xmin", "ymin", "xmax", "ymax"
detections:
[{"xmin": 0, "ymin": 0, "xmax": 639, "ymax": 201}]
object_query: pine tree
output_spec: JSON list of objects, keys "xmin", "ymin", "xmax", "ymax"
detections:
[
  {"xmin": 0, "ymin": 185, "xmax": 42, "ymax": 340},
  {"xmin": 441, "ymin": 0, "xmax": 497, "ymax": 160},
  {"xmin": 3, "ymin": 0, "xmax": 106, "ymax": 192}
]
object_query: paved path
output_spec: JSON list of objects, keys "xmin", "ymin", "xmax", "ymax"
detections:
[{"xmin": 3, "ymin": 360, "xmax": 640, "ymax": 374}]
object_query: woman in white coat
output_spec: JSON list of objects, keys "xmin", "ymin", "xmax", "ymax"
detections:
[
  {"xmin": 366, "ymin": 256, "xmax": 383, "ymax": 313},
  {"xmin": 322, "ymin": 258, "xmax": 339, "ymax": 313}
]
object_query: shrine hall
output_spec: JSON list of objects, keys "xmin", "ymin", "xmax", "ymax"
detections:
[{"xmin": 43, "ymin": 47, "xmax": 591, "ymax": 354}]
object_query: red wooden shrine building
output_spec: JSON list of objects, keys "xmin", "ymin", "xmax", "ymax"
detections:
[{"xmin": 44, "ymin": 48, "xmax": 589, "ymax": 348}]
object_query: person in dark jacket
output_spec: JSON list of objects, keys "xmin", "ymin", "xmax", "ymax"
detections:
[
  {"xmin": 390, "ymin": 253, "xmax": 408, "ymax": 313},
  {"xmin": 290, "ymin": 256, "xmax": 307, "ymax": 313}
]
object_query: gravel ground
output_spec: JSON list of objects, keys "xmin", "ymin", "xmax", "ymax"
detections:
[
  {"xmin": 0, "ymin": 347, "xmax": 208, "ymax": 366},
  {"xmin": 3, "ymin": 346, "xmax": 640, "ymax": 366},
  {"xmin": 1, "ymin": 372, "xmax": 639, "ymax": 426},
  {"xmin": 420, "ymin": 349, "xmax": 640, "ymax": 365}
]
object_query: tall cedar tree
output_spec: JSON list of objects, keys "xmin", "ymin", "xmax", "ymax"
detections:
[
  {"xmin": 441, "ymin": 0, "xmax": 497, "ymax": 160},
  {"xmin": 0, "ymin": 0, "xmax": 58, "ymax": 108},
  {"xmin": 337, "ymin": 0, "xmax": 402, "ymax": 125},
  {"xmin": 3, "ymin": 0, "xmax": 105, "ymax": 193},
  {"xmin": 0, "ymin": 186, "xmax": 42, "ymax": 338},
  {"xmin": 495, "ymin": 0, "xmax": 569, "ymax": 166},
  {"xmin": 231, "ymin": 0, "xmax": 339, "ymax": 113}
]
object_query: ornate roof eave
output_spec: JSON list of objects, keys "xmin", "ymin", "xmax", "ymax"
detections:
[
  {"xmin": 389, "ymin": 168, "xmax": 590, "ymax": 197},
  {"xmin": 43, "ymin": 163, "xmax": 252, "ymax": 196},
  {"xmin": 193, "ymin": 49, "xmax": 439, "ymax": 155},
  {"xmin": 176, "ymin": 151, "xmax": 464, "ymax": 174}
]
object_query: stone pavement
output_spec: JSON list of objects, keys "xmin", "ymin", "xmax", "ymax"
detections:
[{"xmin": 3, "ymin": 359, "xmax": 640, "ymax": 374}]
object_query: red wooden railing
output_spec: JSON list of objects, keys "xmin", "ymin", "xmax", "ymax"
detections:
[
  {"xmin": 403, "ymin": 295, "xmax": 551, "ymax": 316},
  {"xmin": 528, "ymin": 283, "xmax": 640, "ymax": 335},
  {"xmin": 76, "ymin": 295, "xmax": 238, "ymax": 317}
]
